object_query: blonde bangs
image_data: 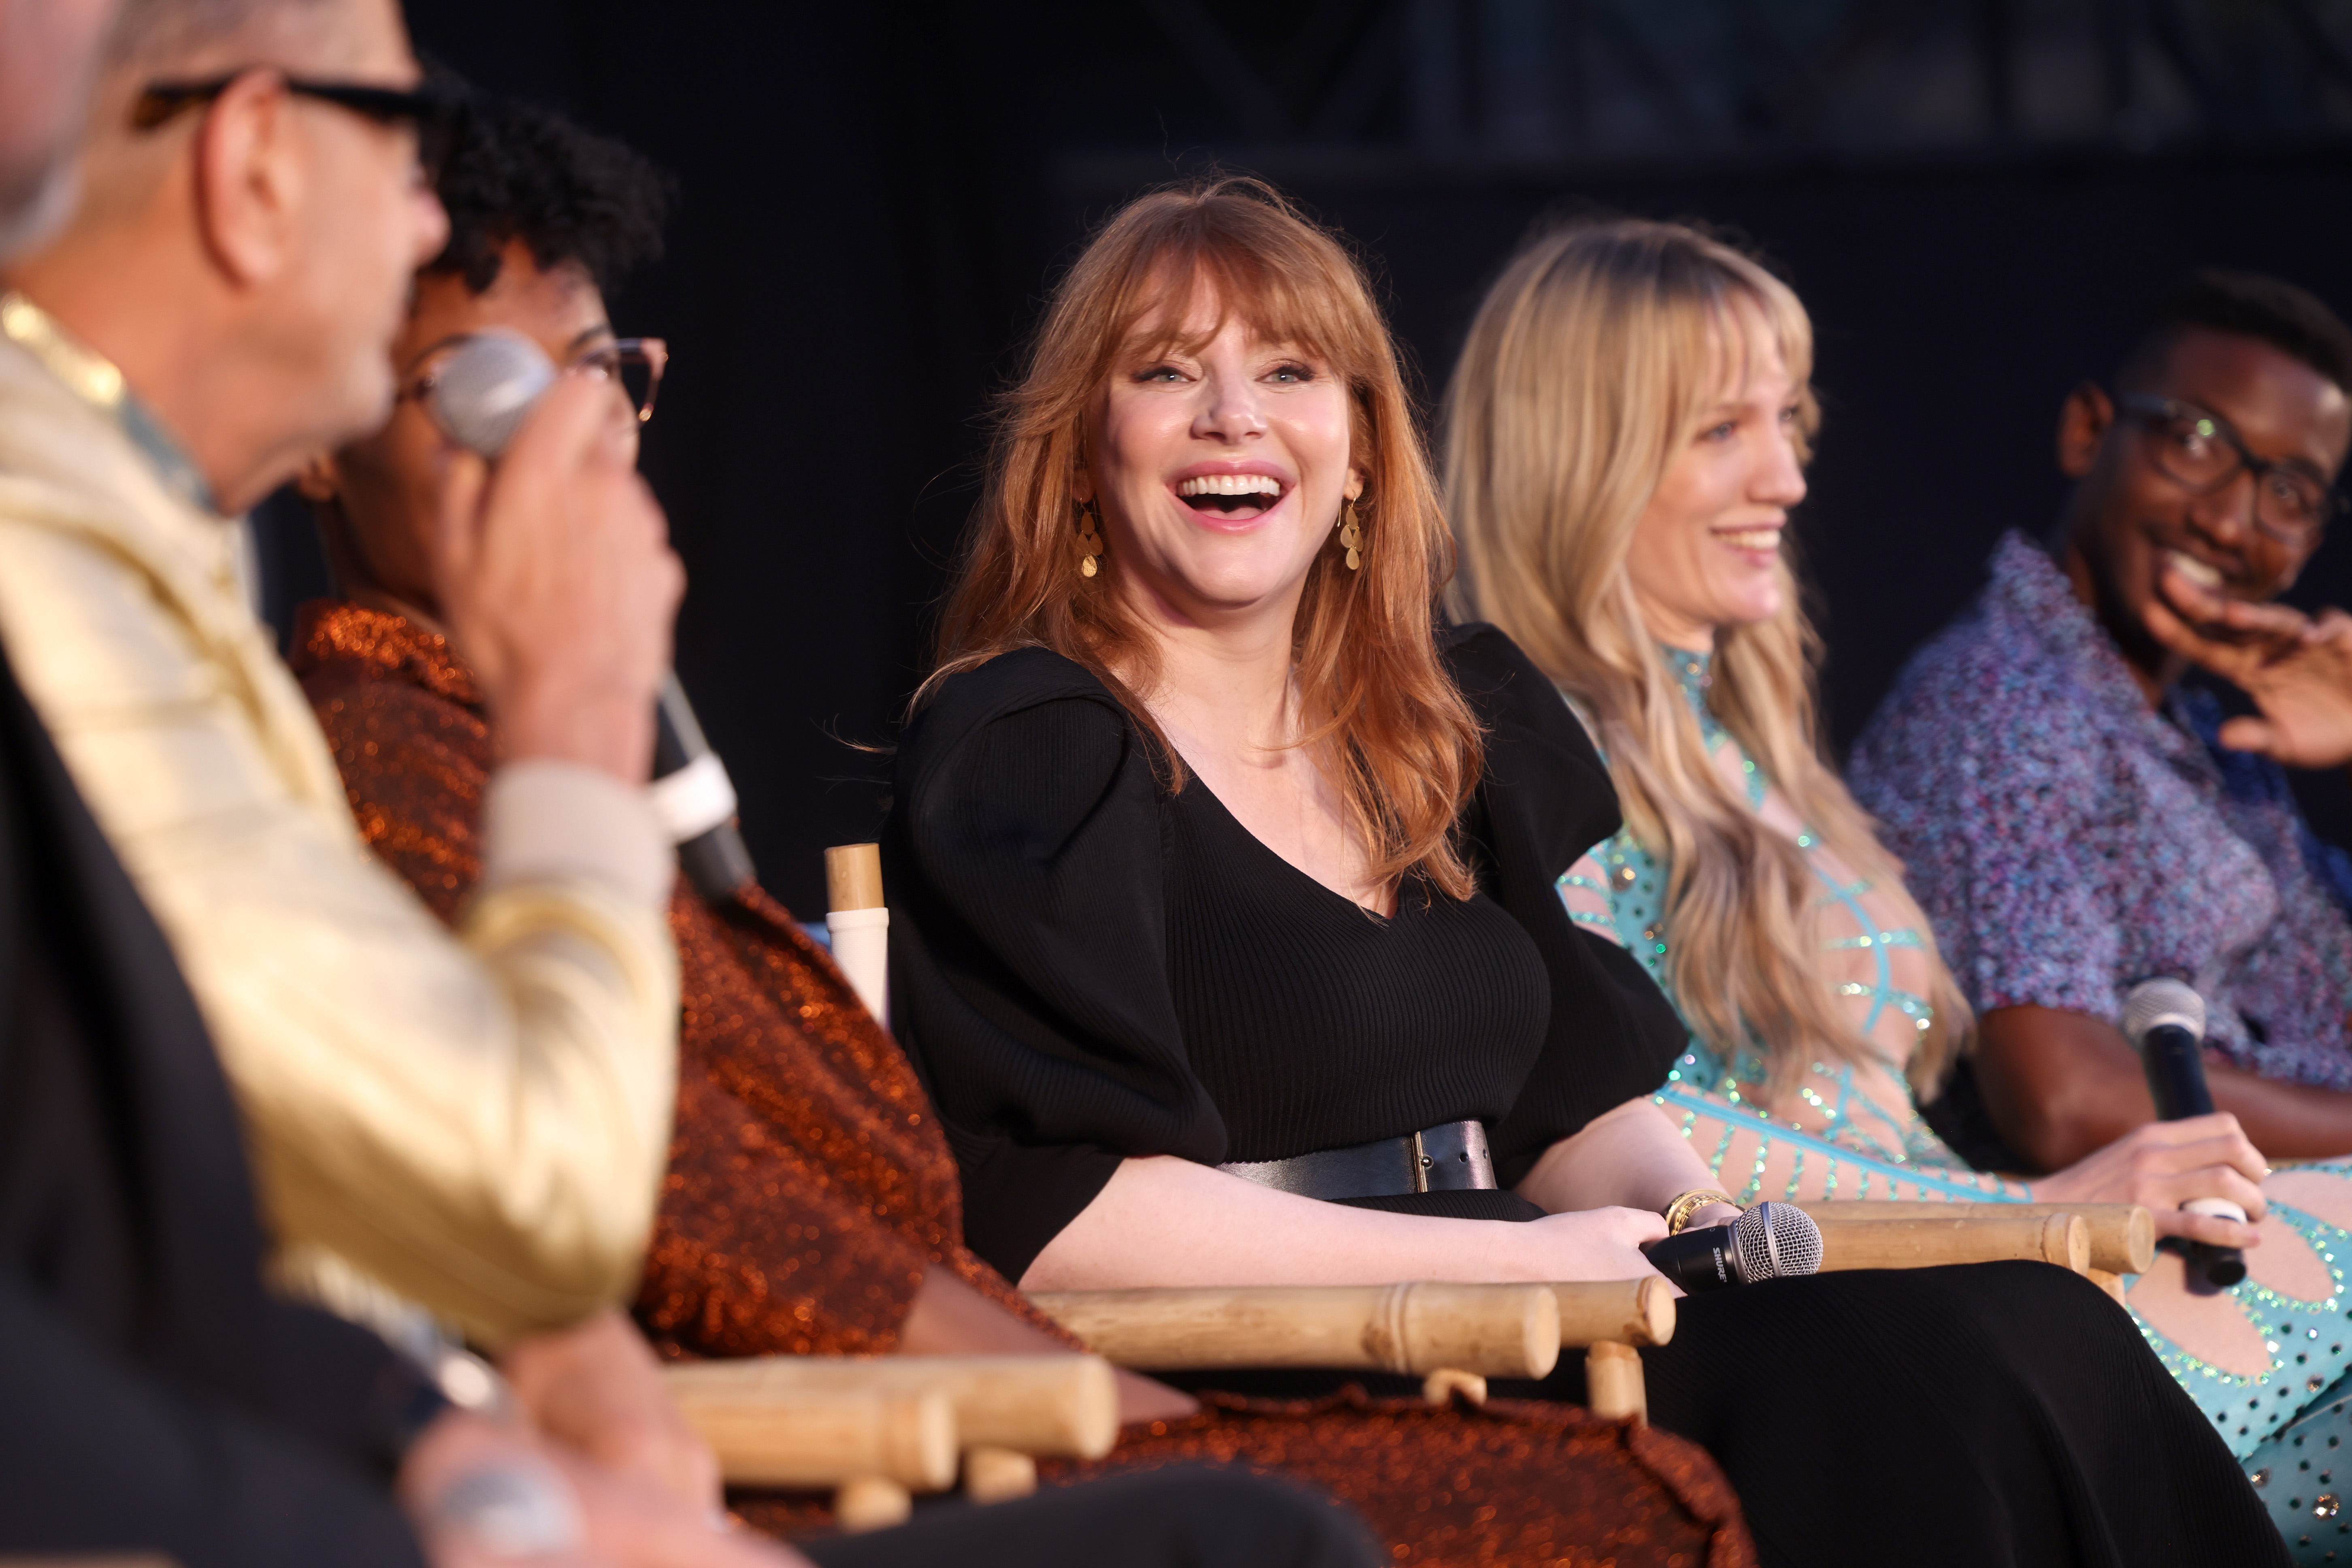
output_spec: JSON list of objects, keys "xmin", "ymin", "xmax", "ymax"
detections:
[{"xmin": 1444, "ymin": 217, "xmax": 1971, "ymax": 1099}]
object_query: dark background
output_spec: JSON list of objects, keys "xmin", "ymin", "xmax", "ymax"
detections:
[{"xmin": 257, "ymin": 0, "xmax": 2352, "ymax": 914}]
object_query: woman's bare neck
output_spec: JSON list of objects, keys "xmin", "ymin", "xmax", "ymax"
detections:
[{"xmin": 1123, "ymin": 615, "xmax": 1389, "ymax": 916}]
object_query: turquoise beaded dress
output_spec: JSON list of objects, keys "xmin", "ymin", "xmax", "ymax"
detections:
[{"xmin": 1561, "ymin": 649, "xmax": 2352, "ymax": 1560}]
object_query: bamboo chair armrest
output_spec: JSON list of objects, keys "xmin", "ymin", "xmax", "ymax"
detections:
[
  {"xmin": 662, "ymin": 1354, "xmax": 1118, "ymax": 1461},
  {"xmin": 1546, "ymin": 1278, "xmax": 1676, "ymax": 1346},
  {"xmin": 662, "ymin": 1383, "xmax": 957, "ymax": 1490},
  {"xmin": 1028, "ymin": 1279, "xmax": 1671, "ymax": 1378},
  {"xmin": 1796, "ymin": 1207, "xmax": 2092, "ymax": 1273},
  {"xmin": 1798, "ymin": 1201, "xmax": 2154, "ymax": 1274},
  {"xmin": 1031, "ymin": 1282, "xmax": 1560, "ymax": 1376}
]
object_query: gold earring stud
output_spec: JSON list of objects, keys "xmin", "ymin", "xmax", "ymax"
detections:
[
  {"xmin": 1338, "ymin": 499, "xmax": 1363, "ymax": 571},
  {"xmin": 1076, "ymin": 498, "xmax": 1104, "ymax": 578}
]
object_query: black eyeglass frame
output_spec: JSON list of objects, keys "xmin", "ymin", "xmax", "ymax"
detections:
[
  {"xmin": 2115, "ymin": 392, "xmax": 2349, "ymax": 545},
  {"xmin": 131, "ymin": 71, "xmax": 468, "ymax": 178},
  {"xmin": 398, "ymin": 336, "xmax": 671, "ymax": 428}
]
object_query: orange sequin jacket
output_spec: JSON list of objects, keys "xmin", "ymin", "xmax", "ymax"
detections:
[{"xmin": 290, "ymin": 598, "xmax": 1032, "ymax": 1354}]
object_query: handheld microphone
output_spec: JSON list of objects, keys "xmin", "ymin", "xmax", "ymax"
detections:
[
  {"xmin": 430, "ymin": 331, "xmax": 756, "ymax": 905},
  {"xmin": 2121, "ymin": 978, "xmax": 2247, "ymax": 1289},
  {"xmin": 1641, "ymin": 1201, "xmax": 1823, "ymax": 1293}
]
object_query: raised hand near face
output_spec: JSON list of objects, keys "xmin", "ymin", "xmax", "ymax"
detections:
[
  {"xmin": 2144, "ymin": 557, "xmax": 2352, "ymax": 770},
  {"xmin": 432, "ymin": 369, "xmax": 684, "ymax": 784}
]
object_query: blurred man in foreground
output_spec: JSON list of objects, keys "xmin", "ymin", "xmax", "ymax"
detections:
[
  {"xmin": 0, "ymin": 0, "xmax": 755, "ymax": 1562},
  {"xmin": 0, "ymin": 0, "xmax": 686, "ymax": 1349}
]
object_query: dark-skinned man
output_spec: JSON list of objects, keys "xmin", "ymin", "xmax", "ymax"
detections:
[
  {"xmin": 1853, "ymin": 271, "xmax": 2352, "ymax": 1183},
  {"xmin": 1849, "ymin": 277, "xmax": 2352, "ymax": 1551}
]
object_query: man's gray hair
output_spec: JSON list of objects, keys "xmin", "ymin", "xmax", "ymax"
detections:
[{"xmin": 104, "ymin": 0, "xmax": 333, "ymax": 70}]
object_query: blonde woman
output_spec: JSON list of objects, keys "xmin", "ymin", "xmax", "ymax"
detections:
[
  {"xmin": 1444, "ymin": 216, "xmax": 2352, "ymax": 1531},
  {"xmin": 887, "ymin": 179, "xmax": 2273, "ymax": 1566}
]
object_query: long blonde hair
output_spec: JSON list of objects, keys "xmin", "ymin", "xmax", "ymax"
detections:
[
  {"xmin": 1444, "ymin": 217, "xmax": 1969, "ymax": 1097},
  {"xmin": 927, "ymin": 177, "xmax": 1484, "ymax": 900}
]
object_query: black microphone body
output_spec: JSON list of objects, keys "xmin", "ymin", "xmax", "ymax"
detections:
[
  {"xmin": 2140, "ymin": 1021, "xmax": 2218, "ymax": 1121},
  {"xmin": 651, "ymin": 680, "xmax": 758, "ymax": 904},
  {"xmin": 1645, "ymin": 1225, "xmax": 1747, "ymax": 1293},
  {"xmin": 1640, "ymin": 1201, "xmax": 1823, "ymax": 1294},
  {"xmin": 429, "ymin": 332, "xmax": 756, "ymax": 906},
  {"xmin": 2122, "ymin": 980, "xmax": 2246, "ymax": 1289}
]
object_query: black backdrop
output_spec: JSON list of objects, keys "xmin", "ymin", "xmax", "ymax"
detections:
[{"xmin": 329, "ymin": 1, "xmax": 2352, "ymax": 914}]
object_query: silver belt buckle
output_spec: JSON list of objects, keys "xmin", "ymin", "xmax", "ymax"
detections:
[{"xmin": 1412, "ymin": 1121, "xmax": 1496, "ymax": 1192}]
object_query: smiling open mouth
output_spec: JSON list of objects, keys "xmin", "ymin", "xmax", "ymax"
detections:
[
  {"xmin": 1178, "ymin": 473, "xmax": 1285, "ymax": 520},
  {"xmin": 2164, "ymin": 548, "xmax": 2224, "ymax": 589}
]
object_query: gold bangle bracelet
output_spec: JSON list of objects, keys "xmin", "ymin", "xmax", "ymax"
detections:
[{"xmin": 1661, "ymin": 1189, "xmax": 1737, "ymax": 1235}]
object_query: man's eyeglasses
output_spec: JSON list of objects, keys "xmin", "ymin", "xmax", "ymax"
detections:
[
  {"xmin": 403, "ymin": 337, "xmax": 669, "ymax": 428},
  {"xmin": 132, "ymin": 72, "xmax": 467, "ymax": 180},
  {"xmin": 2116, "ymin": 393, "xmax": 2347, "ymax": 546}
]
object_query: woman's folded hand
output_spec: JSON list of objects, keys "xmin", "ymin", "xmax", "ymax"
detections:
[
  {"xmin": 1511, "ymin": 1206, "xmax": 1672, "ymax": 1287},
  {"xmin": 2035, "ymin": 1112, "xmax": 2268, "ymax": 1249}
]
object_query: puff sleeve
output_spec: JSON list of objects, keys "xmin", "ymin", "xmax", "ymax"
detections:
[
  {"xmin": 886, "ymin": 650, "xmax": 1227, "ymax": 1281},
  {"xmin": 1442, "ymin": 625, "xmax": 1687, "ymax": 1184}
]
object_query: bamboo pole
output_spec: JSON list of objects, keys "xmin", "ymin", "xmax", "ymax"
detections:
[
  {"xmin": 833, "ymin": 1477, "xmax": 912, "ymax": 1533},
  {"xmin": 1030, "ymin": 1281, "xmax": 1561, "ymax": 1378},
  {"xmin": 823, "ymin": 844, "xmax": 889, "ymax": 1025},
  {"xmin": 664, "ymin": 1354, "xmax": 1118, "ymax": 1459},
  {"xmin": 1798, "ymin": 1202, "xmax": 2153, "ymax": 1274},
  {"xmin": 1803, "ymin": 1209, "xmax": 2089, "ymax": 1274},
  {"xmin": 666, "ymin": 1384, "xmax": 957, "ymax": 1491},
  {"xmin": 1584, "ymin": 1342, "xmax": 1647, "ymax": 1426},
  {"xmin": 823, "ymin": 843, "xmax": 885, "ymax": 910},
  {"xmin": 962, "ymin": 1447, "xmax": 1039, "ymax": 1503},
  {"xmin": 1549, "ymin": 1277, "xmax": 1676, "ymax": 1347}
]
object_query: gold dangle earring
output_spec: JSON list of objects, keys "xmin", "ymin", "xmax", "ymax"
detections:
[
  {"xmin": 1076, "ymin": 498, "xmax": 1104, "ymax": 578},
  {"xmin": 1338, "ymin": 497, "xmax": 1363, "ymax": 571}
]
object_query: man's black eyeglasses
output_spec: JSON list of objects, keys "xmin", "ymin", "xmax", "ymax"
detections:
[
  {"xmin": 2116, "ymin": 392, "xmax": 2348, "ymax": 546},
  {"xmin": 132, "ymin": 73, "xmax": 467, "ymax": 179}
]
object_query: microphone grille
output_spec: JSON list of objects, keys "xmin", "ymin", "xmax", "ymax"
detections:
[
  {"xmin": 2122, "ymin": 977, "xmax": 2205, "ymax": 1049},
  {"xmin": 1734, "ymin": 1201, "xmax": 1823, "ymax": 1283},
  {"xmin": 428, "ymin": 332, "xmax": 556, "ymax": 458}
]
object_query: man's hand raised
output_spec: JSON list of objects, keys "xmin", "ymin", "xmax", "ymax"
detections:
[
  {"xmin": 2145, "ymin": 556, "xmax": 2352, "ymax": 770},
  {"xmin": 432, "ymin": 369, "xmax": 684, "ymax": 784}
]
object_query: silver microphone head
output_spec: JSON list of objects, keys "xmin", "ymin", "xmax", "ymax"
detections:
[
  {"xmin": 2122, "ymin": 977, "xmax": 2206, "ymax": 1049},
  {"xmin": 1732, "ymin": 1201, "xmax": 1823, "ymax": 1283},
  {"xmin": 428, "ymin": 331, "xmax": 557, "ymax": 458}
]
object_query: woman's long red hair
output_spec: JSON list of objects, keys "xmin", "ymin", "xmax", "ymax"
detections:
[{"xmin": 924, "ymin": 177, "xmax": 1483, "ymax": 899}]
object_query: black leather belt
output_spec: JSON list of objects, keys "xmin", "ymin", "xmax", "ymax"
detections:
[{"xmin": 1219, "ymin": 1121, "xmax": 1497, "ymax": 1201}]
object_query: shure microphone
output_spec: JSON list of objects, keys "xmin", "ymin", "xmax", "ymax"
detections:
[
  {"xmin": 2122, "ymin": 978, "xmax": 2247, "ymax": 1289},
  {"xmin": 1641, "ymin": 1201, "xmax": 1823, "ymax": 1293},
  {"xmin": 430, "ymin": 331, "xmax": 756, "ymax": 905}
]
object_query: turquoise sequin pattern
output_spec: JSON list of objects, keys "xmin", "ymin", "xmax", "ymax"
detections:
[
  {"xmin": 1561, "ymin": 650, "xmax": 2352, "ymax": 1478},
  {"xmin": 2256, "ymin": 1366, "xmax": 2352, "ymax": 1563}
]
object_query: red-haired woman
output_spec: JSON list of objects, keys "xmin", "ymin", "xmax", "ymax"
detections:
[{"xmin": 886, "ymin": 177, "xmax": 2277, "ymax": 1565}]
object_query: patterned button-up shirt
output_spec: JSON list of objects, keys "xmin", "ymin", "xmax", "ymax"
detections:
[{"xmin": 1849, "ymin": 530, "xmax": 2352, "ymax": 1089}]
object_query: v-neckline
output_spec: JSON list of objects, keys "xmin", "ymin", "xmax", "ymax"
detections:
[{"xmin": 1174, "ymin": 767, "xmax": 1400, "ymax": 923}]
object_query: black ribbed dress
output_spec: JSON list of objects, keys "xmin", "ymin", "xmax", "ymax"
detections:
[{"xmin": 884, "ymin": 623, "xmax": 2282, "ymax": 1568}]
